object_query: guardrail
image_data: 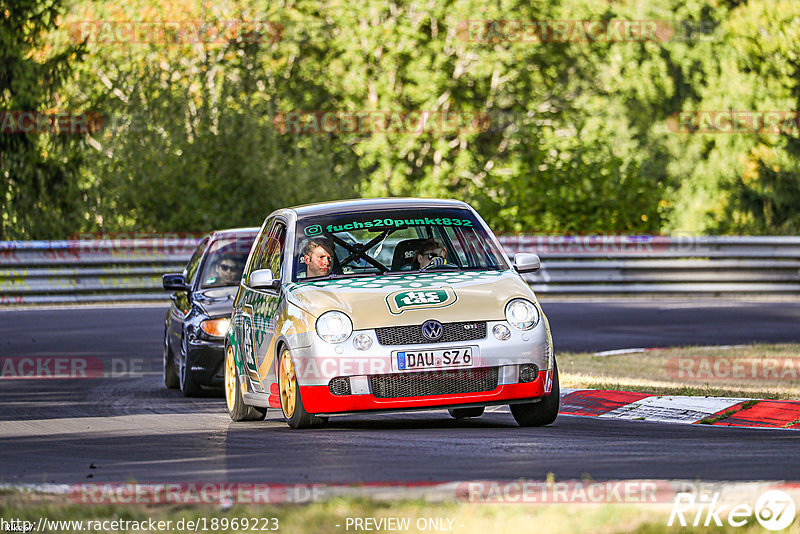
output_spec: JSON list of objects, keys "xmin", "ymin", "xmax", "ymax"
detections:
[
  {"xmin": 1, "ymin": 236, "xmax": 799, "ymax": 303},
  {"xmin": 498, "ymin": 235, "xmax": 800, "ymax": 295},
  {"xmin": 0, "ymin": 239, "xmax": 195, "ymax": 304}
]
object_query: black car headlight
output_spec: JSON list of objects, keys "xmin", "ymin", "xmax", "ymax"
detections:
[{"xmin": 200, "ymin": 318, "xmax": 231, "ymax": 339}]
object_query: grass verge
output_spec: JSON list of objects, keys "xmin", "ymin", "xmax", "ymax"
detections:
[
  {"xmin": 0, "ymin": 491, "xmax": 790, "ymax": 534},
  {"xmin": 560, "ymin": 343, "xmax": 800, "ymax": 399}
]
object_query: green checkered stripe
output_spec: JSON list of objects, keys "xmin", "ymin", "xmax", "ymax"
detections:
[{"xmin": 286, "ymin": 271, "xmax": 505, "ymax": 292}]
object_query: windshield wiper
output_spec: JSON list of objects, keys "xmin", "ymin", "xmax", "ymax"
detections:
[
  {"xmin": 391, "ymin": 265, "xmax": 463, "ymax": 274},
  {"xmin": 424, "ymin": 265, "xmax": 461, "ymax": 271},
  {"xmin": 299, "ymin": 272, "xmax": 379, "ymax": 282}
]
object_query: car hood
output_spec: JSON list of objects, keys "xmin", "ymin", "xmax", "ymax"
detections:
[
  {"xmin": 284, "ymin": 270, "xmax": 534, "ymax": 329},
  {"xmin": 194, "ymin": 286, "xmax": 237, "ymax": 317}
]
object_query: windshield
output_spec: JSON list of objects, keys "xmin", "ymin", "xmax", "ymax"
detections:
[
  {"xmin": 199, "ymin": 236, "xmax": 255, "ymax": 288},
  {"xmin": 293, "ymin": 208, "xmax": 508, "ymax": 281}
]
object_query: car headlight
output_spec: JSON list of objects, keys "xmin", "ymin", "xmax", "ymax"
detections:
[
  {"xmin": 200, "ymin": 318, "xmax": 230, "ymax": 338},
  {"xmin": 353, "ymin": 333, "xmax": 373, "ymax": 350},
  {"xmin": 316, "ymin": 311, "xmax": 353, "ymax": 343},
  {"xmin": 505, "ymin": 299, "xmax": 539, "ymax": 330}
]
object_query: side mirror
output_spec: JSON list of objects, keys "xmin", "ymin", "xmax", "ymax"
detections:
[
  {"xmin": 249, "ymin": 268, "xmax": 279, "ymax": 290},
  {"xmin": 513, "ymin": 253, "xmax": 541, "ymax": 273},
  {"xmin": 162, "ymin": 273, "xmax": 189, "ymax": 291}
]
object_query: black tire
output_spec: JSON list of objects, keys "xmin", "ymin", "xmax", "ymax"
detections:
[
  {"xmin": 510, "ymin": 360, "xmax": 560, "ymax": 427},
  {"xmin": 278, "ymin": 348, "xmax": 326, "ymax": 429},
  {"xmin": 163, "ymin": 327, "xmax": 179, "ymax": 389},
  {"xmin": 449, "ymin": 407, "xmax": 485, "ymax": 419},
  {"xmin": 225, "ymin": 343, "xmax": 267, "ymax": 422},
  {"xmin": 179, "ymin": 336, "xmax": 204, "ymax": 397}
]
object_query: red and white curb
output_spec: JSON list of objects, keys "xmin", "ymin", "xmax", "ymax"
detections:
[{"xmin": 560, "ymin": 388, "xmax": 800, "ymax": 429}]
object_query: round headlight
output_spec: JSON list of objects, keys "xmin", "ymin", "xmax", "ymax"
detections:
[
  {"xmin": 505, "ymin": 299, "xmax": 540, "ymax": 330},
  {"xmin": 316, "ymin": 311, "xmax": 353, "ymax": 343}
]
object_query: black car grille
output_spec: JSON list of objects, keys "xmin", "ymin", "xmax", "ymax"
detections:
[
  {"xmin": 370, "ymin": 367, "xmax": 499, "ymax": 399},
  {"xmin": 375, "ymin": 321, "xmax": 487, "ymax": 345}
]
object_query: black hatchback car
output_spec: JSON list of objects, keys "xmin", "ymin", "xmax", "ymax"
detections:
[{"xmin": 162, "ymin": 227, "xmax": 259, "ymax": 396}]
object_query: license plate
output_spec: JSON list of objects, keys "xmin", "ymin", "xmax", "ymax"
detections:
[{"xmin": 392, "ymin": 347, "xmax": 477, "ymax": 372}]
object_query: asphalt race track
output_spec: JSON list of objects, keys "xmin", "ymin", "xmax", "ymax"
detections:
[{"xmin": 1, "ymin": 300, "xmax": 800, "ymax": 485}]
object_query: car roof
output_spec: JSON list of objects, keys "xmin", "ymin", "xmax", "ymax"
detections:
[
  {"xmin": 289, "ymin": 198, "xmax": 471, "ymax": 218},
  {"xmin": 209, "ymin": 227, "xmax": 260, "ymax": 239}
]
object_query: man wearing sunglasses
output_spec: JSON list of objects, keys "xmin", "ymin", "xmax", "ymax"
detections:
[
  {"xmin": 212, "ymin": 257, "xmax": 241, "ymax": 286},
  {"xmin": 413, "ymin": 239, "xmax": 448, "ymax": 270}
]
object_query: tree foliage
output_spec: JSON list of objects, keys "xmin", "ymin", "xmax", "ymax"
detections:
[
  {"xmin": 0, "ymin": 0, "xmax": 87, "ymax": 239},
  {"xmin": 4, "ymin": 0, "xmax": 800, "ymax": 237}
]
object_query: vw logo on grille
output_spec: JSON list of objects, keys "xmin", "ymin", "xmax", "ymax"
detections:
[{"xmin": 421, "ymin": 320, "xmax": 444, "ymax": 341}]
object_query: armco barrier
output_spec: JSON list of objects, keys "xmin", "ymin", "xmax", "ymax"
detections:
[
  {"xmin": 498, "ymin": 235, "xmax": 800, "ymax": 295},
  {"xmin": 0, "ymin": 238, "xmax": 196, "ymax": 304},
  {"xmin": 1, "ymin": 236, "xmax": 799, "ymax": 304}
]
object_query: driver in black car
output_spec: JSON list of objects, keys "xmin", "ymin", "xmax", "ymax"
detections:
[{"xmin": 208, "ymin": 256, "xmax": 241, "ymax": 286}]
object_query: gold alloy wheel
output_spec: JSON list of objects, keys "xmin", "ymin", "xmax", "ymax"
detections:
[
  {"xmin": 225, "ymin": 345, "xmax": 236, "ymax": 412},
  {"xmin": 279, "ymin": 350, "xmax": 296, "ymax": 418}
]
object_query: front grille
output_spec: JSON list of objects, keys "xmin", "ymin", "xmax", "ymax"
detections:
[
  {"xmin": 375, "ymin": 321, "xmax": 487, "ymax": 345},
  {"xmin": 519, "ymin": 364, "xmax": 539, "ymax": 383},
  {"xmin": 329, "ymin": 377, "xmax": 352, "ymax": 396},
  {"xmin": 370, "ymin": 367, "xmax": 499, "ymax": 399}
]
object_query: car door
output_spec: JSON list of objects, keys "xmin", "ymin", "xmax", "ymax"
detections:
[
  {"xmin": 237, "ymin": 219, "xmax": 287, "ymax": 394},
  {"xmin": 169, "ymin": 235, "xmax": 209, "ymax": 355}
]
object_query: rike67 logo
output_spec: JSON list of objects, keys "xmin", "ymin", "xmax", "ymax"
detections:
[
  {"xmin": 386, "ymin": 288, "xmax": 457, "ymax": 314},
  {"xmin": 669, "ymin": 489, "xmax": 796, "ymax": 530}
]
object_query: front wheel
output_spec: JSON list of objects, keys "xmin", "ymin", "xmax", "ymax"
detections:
[
  {"xmin": 510, "ymin": 360, "xmax": 560, "ymax": 427},
  {"xmin": 225, "ymin": 344, "xmax": 267, "ymax": 421},
  {"xmin": 278, "ymin": 348, "xmax": 326, "ymax": 429}
]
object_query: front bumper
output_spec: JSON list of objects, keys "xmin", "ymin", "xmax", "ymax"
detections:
[
  {"xmin": 289, "ymin": 318, "xmax": 553, "ymax": 415},
  {"xmin": 186, "ymin": 339, "xmax": 225, "ymax": 387},
  {"xmin": 301, "ymin": 369, "xmax": 549, "ymax": 415}
]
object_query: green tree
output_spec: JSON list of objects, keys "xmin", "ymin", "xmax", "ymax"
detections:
[
  {"xmin": 73, "ymin": 0, "xmax": 361, "ymax": 233},
  {"xmin": 0, "ymin": 0, "xmax": 88, "ymax": 239},
  {"xmin": 666, "ymin": 0, "xmax": 800, "ymax": 234}
]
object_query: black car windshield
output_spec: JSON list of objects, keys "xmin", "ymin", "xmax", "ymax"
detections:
[
  {"xmin": 199, "ymin": 236, "xmax": 254, "ymax": 288},
  {"xmin": 293, "ymin": 208, "xmax": 508, "ymax": 281}
]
